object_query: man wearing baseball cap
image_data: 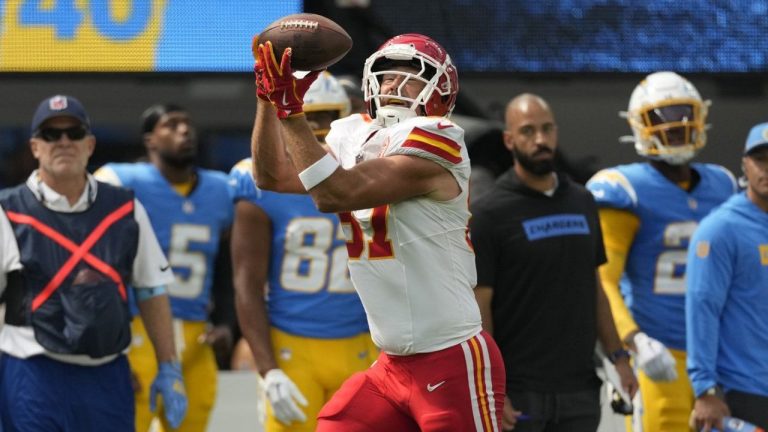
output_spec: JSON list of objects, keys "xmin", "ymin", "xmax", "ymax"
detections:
[
  {"xmin": 30, "ymin": 94, "xmax": 92, "ymax": 134},
  {"xmin": 686, "ymin": 122, "xmax": 768, "ymax": 431},
  {"xmin": 0, "ymin": 95, "xmax": 188, "ymax": 431},
  {"xmin": 743, "ymin": 122, "xmax": 768, "ymax": 156}
]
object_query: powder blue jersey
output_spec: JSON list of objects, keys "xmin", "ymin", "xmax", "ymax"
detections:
[
  {"xmin": 687, "ymin": 192, "xmax": 768, "ymax": 397},
  {"xmin": 587, "ymin": 162, "xmax": 736, "ymax": 350},
  {"xmin": 98, "ymin": 163, "xmax": 234, "ymax": 321},
  {"xmin": 229, "ymin": 159, "xmax": 368, "ymax": 338}
]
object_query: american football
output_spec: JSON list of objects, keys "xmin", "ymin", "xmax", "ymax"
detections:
[{"xmin": 258, "ymin": 13, "xmax": 352, "ymax": 71}]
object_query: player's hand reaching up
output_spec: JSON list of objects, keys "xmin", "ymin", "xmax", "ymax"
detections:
[
  {"xmin": 255, "ymin": 41, "xmax": 320, "ymax": 119},
  {"xmin": 631, "ymin": 332, "xmax": 678, "ymax": 381},
  {"xmin": 263, "ymin": 368, "xmax": 309, "ymax": 425},
  {"xmin": 252, "ymin": 36, "xmax": 271, "ymax": 103}
]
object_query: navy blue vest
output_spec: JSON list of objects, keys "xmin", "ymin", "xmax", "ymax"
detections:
[{"xmin": 0, "ymin": 181, "xmax": 139, "ymax": 357}]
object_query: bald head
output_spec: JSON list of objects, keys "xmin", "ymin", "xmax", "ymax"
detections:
[{"xmin": 505, "ymin": 93, "xmax": 554, "ymax": 129}]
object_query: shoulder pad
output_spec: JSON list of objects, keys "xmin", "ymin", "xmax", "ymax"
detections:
[
  {"xmin": 384, "ymin": 117, "xmax": 466, "ymax": 165},
  {"xmin": 230, "ymin": 158, "xmax": 253, "ymax": 175},
  {"xmin": 586, "ymin": 168, "xmax": 638, "ymax": 209}
]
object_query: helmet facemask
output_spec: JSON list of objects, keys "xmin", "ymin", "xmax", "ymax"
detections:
[
  {"xmin": 622, "ymin": 71, "xmax": 709, "ymax": 165},
  {"xmin": 627, "ymin": 98, "xmax": 708, "ymax": 165},
  {"xmin": 362, "ymin": 34, "xmax": 458, "ymax": 125}
]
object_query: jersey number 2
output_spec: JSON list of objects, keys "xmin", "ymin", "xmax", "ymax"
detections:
[{"xmin": 654, "ymin": 221, "xmax": 697, "ymax": 295}]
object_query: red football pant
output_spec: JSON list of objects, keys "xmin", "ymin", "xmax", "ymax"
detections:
[{"xmin": 317, "ymin": 331, "xmax": 506, "ymax": 431}]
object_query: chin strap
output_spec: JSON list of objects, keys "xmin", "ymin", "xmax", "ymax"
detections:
[{"xmin": 375, "ymin": 106, "xmax": 418, "ymax": 127}]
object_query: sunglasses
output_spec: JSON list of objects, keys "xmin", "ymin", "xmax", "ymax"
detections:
[{"xmin": 34, "ymin": 126, "xmax": 89, "ymax": 142}]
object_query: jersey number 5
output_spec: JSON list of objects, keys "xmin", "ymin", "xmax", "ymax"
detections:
[{"xmin": 168, "ymin": 224, "xmax": 211, "ymax": 299}]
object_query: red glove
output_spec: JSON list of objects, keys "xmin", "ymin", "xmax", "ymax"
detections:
[
  {"xmin": 252, "ymin": 36, "xmax": 270, "ymax": 102},
  {"xmin": 256, "ymin": 41, "xmax": 320, "ymax": 119}
]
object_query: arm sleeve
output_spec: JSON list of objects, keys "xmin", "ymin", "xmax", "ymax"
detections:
[
  {"xmin": 686, "ymin": 219, "xmax": 733, "ymax": 396},
  {"xmin": 131, "ymin": 199, "xmax": 175, "ymax": 288},
  {"xmin": 597, "ymin": 207, "xmax": 640, "ymax": 341}
]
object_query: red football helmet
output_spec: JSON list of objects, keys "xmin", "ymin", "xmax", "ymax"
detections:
[{"xmin": 363, "ymin": 33, "xmax": 459, "ymax": 121}]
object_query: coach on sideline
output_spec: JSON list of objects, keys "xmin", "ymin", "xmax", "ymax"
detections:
[
  {"xmin": 471, "ymin": 93, "xmax": 637, "ymax": 431},
  {"xmin": 686, "ymin": 122, "xmax": 768, "ymax": 431},
  {"xmin": 0, "ymin": 95, "xmax": 187, "ymax": 431}
]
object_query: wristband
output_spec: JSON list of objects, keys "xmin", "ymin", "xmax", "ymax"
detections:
[
  {"xmin": 134, "ymin": 285, "xmax": 167, "ymax": 302},
  {"xmin": 298, "ymin": 153, "xmax": 340, "ymax": 190},
  {"xmin": 608, "ymin": 348, "xmax": 631, "ymax": 364},
  {"xmin": 698, "ymin": 385, "xmax": 724, "ymax": 399}
]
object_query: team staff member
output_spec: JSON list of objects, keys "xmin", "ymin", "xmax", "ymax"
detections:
[
  {"xmin": 0, "ymin": 95, "xmax": 186, "ymax": 431},
  {"xmin": 687, "ymin": 123, "xmax": 768, "ymax": 431},
  {"xmin": 587, "ymin": 72, "xmax": 736, "ymax": 431},
  {"xmin": 230, "ymin": 71, "xmax": 377, "ymax": 431},
  {"xmin": 252, "ymin": 34, "xmax": 505, "ymax": 431},
  {"xmin": 96, "ymin": 104, "xmax": 234, "ymax": 432},
  {"xmin": 472, "ymin": 94, "xmax": 637, "ymax": 432}
]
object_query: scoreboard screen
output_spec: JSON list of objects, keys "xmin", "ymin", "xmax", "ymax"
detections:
[{"xmin": 0, "ymin": 0, "xmax": 301, "ymax": 72}]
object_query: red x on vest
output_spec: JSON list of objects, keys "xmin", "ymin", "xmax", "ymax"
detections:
[{"xmin": 6, "ymin": 200, "xmax": 134, "ymax": 311}]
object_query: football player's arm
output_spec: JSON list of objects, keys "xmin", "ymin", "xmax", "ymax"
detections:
[
  {"xmin": 231, "ymin": 200, "xmax": 278, "ymax": 376},
  {"xmin": 251, "ymin": 99, "xmax": 307, "ymax": 194},
  {"xmin": 232, "ymin": 199, "xmax": 308, "ymax": 424},
  {"xmin": 596, "ymin": 272, "xmax": 638, "ymax": 399},
  {"xmin": 596, "ymin": 207, "xmax": 641, "ymax": 345},
  {"xmin": 280, "ymin": 115, "xmax": 459, "ymax": 212}
]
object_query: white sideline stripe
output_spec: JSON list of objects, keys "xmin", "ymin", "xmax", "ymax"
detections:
[
  {"xmin": 461, "ymin": 338, "xmax": 484, "ymax": 431},
  {"xmin": 462, "ymin": 334, "xmax": 500, "ymax": 431},
  {"xmin": 476, "ymin": 333, "xmax": 500, "ymax": 432}
]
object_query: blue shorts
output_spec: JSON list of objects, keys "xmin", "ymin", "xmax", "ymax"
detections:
[{"xmin": 0, "ymin": 353, "xmax": 134, "ymax": 432}]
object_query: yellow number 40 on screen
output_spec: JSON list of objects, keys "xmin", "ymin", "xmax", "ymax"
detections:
[{"xmin": 0, "ymin": 0, "xmax": 166, "ymax": 71}]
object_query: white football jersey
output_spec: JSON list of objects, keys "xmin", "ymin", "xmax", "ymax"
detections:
[{"xmin": 326, "ymin": 114, "xmax": 482, "ymax": 355}]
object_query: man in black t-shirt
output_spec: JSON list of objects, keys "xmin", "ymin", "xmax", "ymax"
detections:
[{"xmin": 471, "ymin": 93, "xmax": 637, "ymax": 432}]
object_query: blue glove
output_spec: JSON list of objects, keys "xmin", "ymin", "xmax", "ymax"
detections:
[{"xmin": 150, "ymin": 360, "xmax": 188, "ymax": 429}]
